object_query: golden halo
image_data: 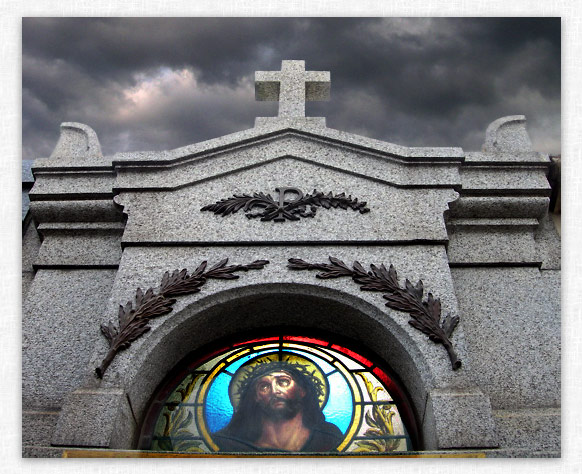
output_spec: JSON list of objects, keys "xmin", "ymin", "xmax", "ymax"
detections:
[{"xmin": 228, "ymin": 352, "xmax": 328, "ymax": 410}]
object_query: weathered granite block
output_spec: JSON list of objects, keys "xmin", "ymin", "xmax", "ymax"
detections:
[
  {"xmin": 35, "ymin": 223, "xmax": 124, "ymax": 267},
  {"xmin": 493, "ymin": 408, "xmax": 560, "ymax": 456},
  {"xmin": 52, "ymin": 388, "xmax": 136, "ymax": 448},
  {"xmin": 450, "ymin": 267, "xmax": 560, "ymax": 409},
  {"xmin": 459, "ymin": 167, "xmax": 549, "ymax": 193},
  {"xmin": 30, "ymin": 199, "xmax": 123, "ymax": 223},
  {"xmin": 424, "ymin": 387, "xmax": 498, "ymax": 449},
  {"xmin": 22, "ymin": 447, "xmax": 64, "ymax": 458},
  {"xmin": 30, "ymin": 171, "xmax": 115, "ymax": 198},
  {"xmin": 22, "ymin": 410, "xmax": 60, "ymax": 447},
  {"xmin": 22, "ymin": 269, "xmax": 117, "ymax": 409},
  {"xmin": 446, "ymin": 221, "xmax": 538, "ymax": 264},
  {"xmin": 448, "ymin": 196, "xmax": 549, "ymax": 219}
]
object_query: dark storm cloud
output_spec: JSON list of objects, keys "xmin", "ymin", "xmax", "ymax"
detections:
[{"xmin": 22, "ymin": 17, "xmax": 560, "ymax": 160}]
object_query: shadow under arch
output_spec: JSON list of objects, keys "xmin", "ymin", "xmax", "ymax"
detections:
[{"xmin": 114, "ymin": 282, "xmax": 439, "ymax": 450}]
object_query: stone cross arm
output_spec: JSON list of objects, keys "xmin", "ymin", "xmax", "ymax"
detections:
[{"xmin": 255, "ymin": 60, "xmax": 330, "ymax": 118}]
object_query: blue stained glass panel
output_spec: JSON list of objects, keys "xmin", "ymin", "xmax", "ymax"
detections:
[
  {"xmin": 146, "ymin": 336, "xmax": 414, "ymax": 454},
  {"xmin": 205, "ymin": 372, "xmax": 234, "ymax": 433},
  {"xmin": 322, "ymin": 372, "xmax": 353, "ymax": 434}
]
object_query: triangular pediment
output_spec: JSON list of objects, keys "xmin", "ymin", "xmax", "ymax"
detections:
[{"xmin": 113, "ymin": 126, "xmax": 463, "ymax": 192}]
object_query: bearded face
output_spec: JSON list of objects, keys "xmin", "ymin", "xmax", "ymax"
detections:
[{"xmin": 254, "ymin": 371, "xmax": 306, "ymax": 420}]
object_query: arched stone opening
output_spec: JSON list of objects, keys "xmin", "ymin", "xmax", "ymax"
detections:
[
  {"xmin": 114, "ymin": 283, "xmax": 436, "ymax": 451},
  {"xmin": 55, "ymin": 282, "xmax": 498, "ymax": 453}
]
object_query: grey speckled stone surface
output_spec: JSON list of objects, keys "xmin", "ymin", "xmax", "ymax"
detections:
[
  {"xmin": 465, "ymin": 151, "xmax": 548, "ymax": 164},
  {"xmin": 446, "ymin": 223, "xmax": 538, "ymax": 264},
  {"xmin": 424, "ymin": 387, "xmax": 498, "ymax": 449},
  {"xmin": 22, "ymin": 269, "xmax": 117, "ymax": 409},
  {"xmin": 22, "ymin": 220, "xmax": 41, "ymax": 297},
  {"xmin": 448, "ymin": 196, "xmax": 549, "ymax": 219},
  {"xmin": 30, "ymin": 199, "xmax": 123, "ymax": 223},
  {"xmin": 22, "ymin": 447, "xmax": 64, "ymax": 458},
  {"xmin": 52, "ymin": 388, "xmax": 136, "ymax": 448},
  {"xmin": 535, "ymin": 213, "xmax": 561, "ymax": 270},
  {"xmin": 49, "ymin": 122, "xmax": 103, "ymax": 160},
  {"xmin": 255, "ymin": 60, "xmax": 330, "ymax": 118},
  {"xmin": 492, "ymin": 408, "xmax": 560, "ymax": 456},
  {"xmin": 118, "ymin": 160, "xmax": 458, "ymax": 244},
  {"xmin": 450, "ymin": 267, "xmax": 560, "ymax": 409},
  {"xmin": 35, "ymin": 223, "xmax": 123, "ymax": 267},
  {"xmin": 459, "ymin": 167, "xmax": 549, "ymax": 193},
  {"xmin": 22, "ymin": 410, "xmax": 60, "ymax": 448},
  {"xmin": 114, "ymin": 135, "xmax": 461, "ymax": 190},
  {"xmin": 29, "ymin": 171, "xmax": 115, "ymax": 198},
  {"xmin": 482, "ymin": 116, "xmax": 533, "ymax": 153}
]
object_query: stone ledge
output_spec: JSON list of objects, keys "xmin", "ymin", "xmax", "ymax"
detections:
[
  {"xmin": 493, "ymin": 407, "xmax": 560, "ymax": 454},
  {"xmin": 30, "ymin": 200, "xmax": 123, "ymax": 223},
  {"xmin": 35, "ymin": 231, "xmax": 123, "ymax": 267},
  {"xmin": 52, "ymin": 388, "xmax": 137, "ymax": 449}
]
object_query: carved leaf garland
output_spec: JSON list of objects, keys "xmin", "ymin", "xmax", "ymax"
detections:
[
  {"xmin": 96, "ymin": 259, "xmax": 269, "ymax": 378},
  {"xmin": 201, "ymin": 189, "xmax": 370, "ymax": 222},
  {"xmin": 288, "ymin": 257, "xmax": 461, "ymax": 370}
]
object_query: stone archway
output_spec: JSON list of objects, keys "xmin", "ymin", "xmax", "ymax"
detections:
[{"xmin": 53, "ymin": 283, "xmax": 498, "ymax": 452}]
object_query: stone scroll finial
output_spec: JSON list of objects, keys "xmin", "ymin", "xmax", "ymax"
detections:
[
  {"xmin": 255, "ymin": 60, "xmax": 330, "ymax": 118},
  {"xmin": 482, "ymin": 115, "xmax": 533, "ymax": 153},
  {"xmin": 49, "ymin": 122, "xmax": 103, "ymax": 160}
]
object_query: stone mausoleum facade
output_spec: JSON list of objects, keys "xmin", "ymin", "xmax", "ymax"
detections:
[{"xmin": 22, "ymin": 60, "xmax": 560, "ymax": 457}]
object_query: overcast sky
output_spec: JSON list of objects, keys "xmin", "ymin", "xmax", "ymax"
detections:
[{"xmin": 22, "ymin": 17, "xmax": 560, "ymax": 160}]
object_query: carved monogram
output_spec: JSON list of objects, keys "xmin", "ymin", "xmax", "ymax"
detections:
[{"xmin": 201, "ymin": 187, "xmax": 370, "ymax": 222}]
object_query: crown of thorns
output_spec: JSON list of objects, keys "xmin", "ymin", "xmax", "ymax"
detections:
[{"xmin": 236, "ymin": 360, "xmax": 325, "ymax": 401}]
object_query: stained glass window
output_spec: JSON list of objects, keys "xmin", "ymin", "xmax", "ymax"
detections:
[{"xmin": 139, "ymin": 335, "xmax": 417, "ymax": 454}]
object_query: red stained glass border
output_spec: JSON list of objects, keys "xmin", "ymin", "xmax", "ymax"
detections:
[{"xmin": 330, "ymin": 344, "xmax": 374, "ymax": 367}]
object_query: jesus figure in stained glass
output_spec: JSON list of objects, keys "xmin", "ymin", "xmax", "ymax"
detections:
[{"xmin": 213, "ymin": 361, "xmax": 343, "ymax": 452}]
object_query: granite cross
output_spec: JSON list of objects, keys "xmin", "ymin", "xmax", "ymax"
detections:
[{"xmin": 255, "ymin": 60, "xmax": 330, "ymax": 118}]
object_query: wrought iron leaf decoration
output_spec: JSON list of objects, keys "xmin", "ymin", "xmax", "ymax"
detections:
[
  {"xmin": 201, "ymin": 188, "xmax": 370, "ymax": 222},
  {"xmin": 288, "ymin": 257, "xmax": 461, "ymax": 370},
  {"xmin": 96, "ymin": 259, "xmax": 269, "ymax": 378}
]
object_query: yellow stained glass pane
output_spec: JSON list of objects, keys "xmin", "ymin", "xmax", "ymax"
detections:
[{"xmin": 353, "ymin": 371, "xmax": 394, "ymax": 403}]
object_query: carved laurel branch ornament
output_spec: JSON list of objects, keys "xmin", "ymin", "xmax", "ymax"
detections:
[
  {"xmin": 201, "ymin": 186, "xmax": 370, "ymax": 222},
  {"xmin": 95, "ymin": 258, "xmax": 269, "ymax": 378},
  {"xmin": 288, "ymin": 257, "xmax": 461, "ymax": 370}
]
